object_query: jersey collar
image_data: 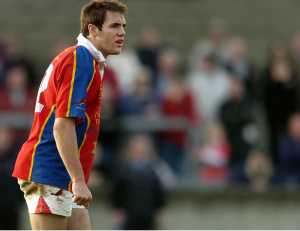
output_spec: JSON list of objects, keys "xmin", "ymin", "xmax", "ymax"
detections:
[{"xmin": 76, "ymin": 33, "xmax": 106, "ymax": 63}]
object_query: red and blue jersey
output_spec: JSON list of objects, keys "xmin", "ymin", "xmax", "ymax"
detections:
[{"xmin": 12, "ymin": 45, "xmax": 104, "ymax": 190}]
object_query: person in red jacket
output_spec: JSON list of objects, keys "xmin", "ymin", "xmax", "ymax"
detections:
[{"xmin": 159, "ymin": 75, "xmax": 199, "ymax": 175}]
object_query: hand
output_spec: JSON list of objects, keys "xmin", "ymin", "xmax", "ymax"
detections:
[{"xmin": 72, "ymin": 180, "xmax": 92, "ymax": 208}]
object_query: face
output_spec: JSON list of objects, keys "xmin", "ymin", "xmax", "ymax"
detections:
[
  {"xmin": 134, "ymin": 70, "xmax": 151, "ymax": 96},
  {"xmin": 128, "ymin": 135, "xmax": 153, "ymax": 162},
  {"xmin": 271, "ymin": 61, "xmax": 291, "ymax": 82},
  {"xmin": 6, "ymin": 66, "xmax": 28, "ymax": 91},
  {"xmin": 89, "ymin": 11, "xmax": 126, "ymax": 56},
  {"xmin": 229, "ymin": 78, "xmax": 244, "ymax": 99},
  {"xmin": 158, "ymin": 50, "xmax": 179, "ymax": 74},
  {"xmin": 289, "ymin": 114, "xmax": 300, "ymax": 139},
  {"xmin": 0, "ymin": 127, "xmax": 13, "ymax": 154},
  {"xmin": 230, "ymin": 38, "xmax": 248, "ymax": 59}
]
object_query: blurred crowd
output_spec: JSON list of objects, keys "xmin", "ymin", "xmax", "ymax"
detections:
[{"xmin": 2, "ymin": 17, "xmax": 300, "ymax": 228}]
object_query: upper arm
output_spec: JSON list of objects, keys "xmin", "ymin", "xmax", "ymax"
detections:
[
  {"xmin": 53, "ymin": 117, "xmax": 76, "ymax": 134},
  {"xmin": 56, "ymin": 47, "xmax": 94, "ymax": 119}
]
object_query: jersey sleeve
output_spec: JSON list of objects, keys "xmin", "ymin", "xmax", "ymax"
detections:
[{"xmin": 56, "ymin": 47, "xmax": 94, "ymax": 119}]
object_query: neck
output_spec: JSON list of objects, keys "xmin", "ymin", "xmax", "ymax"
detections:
[
  {"xmin": 77, "ymin": 33, "xmax": 106, "ymax": 62},
  {"xmin": 87, "ymin": 36, "xmax": 108, "ymax": 58}
]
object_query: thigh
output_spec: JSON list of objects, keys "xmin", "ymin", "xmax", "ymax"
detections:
[
  {"xmin": 67, "ymin": 208, "xmax": 91, "ymax": 230},
  {"xmin": 18, "ymin": 179, "xmax": 73, "ymax": 217},
  {"xmin": 30, "ymin": 213, "xmax": 68, "ymax": 230},
  {"xmin": 18, "ymin": 179, "xmax": 73, "ymax": 229}
]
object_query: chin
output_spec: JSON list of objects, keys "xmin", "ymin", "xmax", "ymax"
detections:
[{"xmin": 109, "ymin": 50, "xmax": 122, "ymax": 55}]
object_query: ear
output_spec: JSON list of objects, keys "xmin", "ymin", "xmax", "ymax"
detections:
[{"xmin": 87, "ymin": 24, "xmax": 100, "ymax": 37}]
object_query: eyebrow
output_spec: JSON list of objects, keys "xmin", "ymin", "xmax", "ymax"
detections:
[{"xmin": 110, "ymin": 22, "xmax": 126, "ymax": 27}]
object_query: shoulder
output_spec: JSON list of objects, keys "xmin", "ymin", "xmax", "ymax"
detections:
[
  {"xmin": 75, "ymin": 46, "xmax": 94, "ymax": 67},
  {"xmin": 54, "ymin": 46, "xmax": 76, "ymax": 64},
  {"xmin": 55, "ymin": 46, "xmax": 94, "ymax": 68}
]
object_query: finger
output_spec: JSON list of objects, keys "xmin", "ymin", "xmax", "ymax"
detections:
[
  {"xmin": 82, "ymin": 201, "xmax": 90, "ymax": 209},
  {"xmin": 73, "ymin": 195, "xmax": 85, "ymax": 205},
  {"xmin": 80, "ymin": 200, "xmax": 90, "ymax": 209},
  {"xmin": 75, "ymin": 196, "xmax": 91, "ymax": 206},
  {"xmin": 76, "ymin": 199, "xmax": 86, "ymax": 206},
  {"xmin": 73, "ymin": 194, "xmax": 79, "ymax": 201}
]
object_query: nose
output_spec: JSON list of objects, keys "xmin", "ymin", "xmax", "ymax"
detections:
[{"xmin": 119, "ymin": 26, "xmax": 126, "ymax": 36}]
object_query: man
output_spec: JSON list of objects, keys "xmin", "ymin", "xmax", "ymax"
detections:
[
  {"xmin": 12, "ymin": 0, "xmax": 127, "ymax": 229},
  {"xmin": 111, "ymin": 134, "xmax": 166, "ymax": 230}
]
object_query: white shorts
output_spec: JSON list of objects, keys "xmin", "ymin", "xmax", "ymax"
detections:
[{"xmin": 18, "ymin": 179, "xmax": 85, "ymax": 217}]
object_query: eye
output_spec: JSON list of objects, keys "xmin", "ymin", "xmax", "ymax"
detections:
[{"xmin": 111, "ymin": 23, "xmax": 121, "ymax": 28}]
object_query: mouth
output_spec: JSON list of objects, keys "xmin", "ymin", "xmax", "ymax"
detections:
[{"xmin": 115, "ymin": 39, "xmax": 124, "ymax": 47}]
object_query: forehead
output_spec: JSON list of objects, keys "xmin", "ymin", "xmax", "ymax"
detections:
[{"xmin": 104, "ymin": 11, "xmax": 126, "ymax": 25}]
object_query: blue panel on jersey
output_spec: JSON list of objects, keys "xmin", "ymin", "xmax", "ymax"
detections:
[
  {"xmin": 68, "ymin": 46, "xmax": 94, "ymax": 119},
  {"xmin": 31, "ymin": 111, "xmax": 71, "ymax": 190}
]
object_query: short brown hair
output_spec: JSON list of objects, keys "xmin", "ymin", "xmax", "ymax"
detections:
[{"xmin": 80, "ymin": 0, "xmax": 128, "ymax": 37}]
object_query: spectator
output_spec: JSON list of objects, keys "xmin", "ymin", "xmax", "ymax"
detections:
[
  {"xmin": 195, "ymin": 122, "xmax": 230, "ymax": 186},
  {"xmin": 189, "ymin": 17, "xmax": 229, "ymax": 69},
  {"xmin": 290, "ymin": 32, "xmax": 300, "ymax": 70},
  {"xmin": 156, "ymin": 46, "xmax": 181, "ymax": 95},
  {"xmin": 3, "ymin": 36, "xmax": 37, "ymax": 87},
  {"xmin": 219, "ymin": 77, "xmax": 258, "ymax": 184},
  {"xmin": 266, "ymin": 40, "xmax": 292, "ymax": 62},
  {"xmin": 188, "ymin": 52, "xmax": 230, "ymax": 123},
  {"xmin": 0, "ymin": 64, "xmax": 35, "ymax": 112},
  {"xmin": 290, "ymin": 33, "xmax": 300, "ymax": 106},
  {"xmin": 245, "ymin": 150, "xmax": 273, "ymax": 192},
  {"xmin": 261, "ymin": 58, "xmax": 300, "ymax": 167},
  {"xmin": 277, "ymin": 113, "xmax": 300, "ymax": 186},
  {"xmin": 111, "ymin": 133, "xmax": 166, "ymax": 230},
  {"xmin": 223, "ymin": 37, "xmax": 258, "ymax": 97},
  {"xmin": 159, "ymin": 75, "xmax": 199, "ymax": 176},
  {"xmin": 107, "ymin": 49, "xmax": 142, "ymax": 95},
  {"xmin": 136, "ymin": 25, "xmax": 162, "ymax": 85},
  {"xmin": 0, "ymin": 37, "xmax": 9, "ymax": 85},
  {"xmin": 0, "ymin": 126, "xmax": 23, "ymax": 229},
  {"xmin": 117, "ymin": 67, "xmax": 159, "ymax": 118},
  {"xmin": 259, "ymin": 40, "xmax": 297, "ymax": 96}
]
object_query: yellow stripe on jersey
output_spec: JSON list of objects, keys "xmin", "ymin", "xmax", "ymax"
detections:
[
  {"xmin": 87, "ymin": 60, "xmax": 96, "ymax": 91},
  {"xmin": 79, "ymin": 112, "xmax": 91, "ymax": 155},
  {"xmin": 29, "ymin": 106, "xmax": 55, "ymax": 180},
  {"xmin": 66, "ymin": 50, "xmax": 77, "ymax": 116}
]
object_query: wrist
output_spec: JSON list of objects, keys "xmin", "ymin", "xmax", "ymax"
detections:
[{"xmin": 72, "ymin": 177, "xmax": 85, "ymax": 184}]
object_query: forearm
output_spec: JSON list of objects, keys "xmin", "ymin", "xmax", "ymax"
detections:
[{"xmin": 53, "ymin": 117, "xmax": 85, "ymax": 183}]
